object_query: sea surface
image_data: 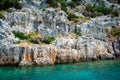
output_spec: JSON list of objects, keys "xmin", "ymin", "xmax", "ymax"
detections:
[{"xmin": 0, "ymin": 60, "xmax": 120, "ymax": 80}]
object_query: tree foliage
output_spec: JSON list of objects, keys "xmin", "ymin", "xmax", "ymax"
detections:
[
  {"xmin": 0, "ymin": 0, "xmax": 22, "ymax": 10},
  {"xmin": 67, "ymin": 13, "xmax": 79, "ymax": 21},
  {"xmin": 12, "ymin": 31, "xmax": 29, "ymax": 40}
]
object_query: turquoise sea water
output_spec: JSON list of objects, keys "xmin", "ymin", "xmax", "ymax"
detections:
[{"xmin": 0, "ymin": 60, "xmax": 120, "ymax": 80}]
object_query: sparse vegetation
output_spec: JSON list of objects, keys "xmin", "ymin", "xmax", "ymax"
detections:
[
  {"xmin": 67, "ymin": 13, "xmax": 79, "ymax": 21},
  {"xmin": 27, "ymin": 32, "xmax": 40, "ymax": 44},
  {"xmin": 104, "ymin": 28, "xmax": 109, "ymax": 34},
  {"xmin": 111, "ymin": 26, "xmax": 120, "ymax": 37},
  {"xmin": 84, "ymin": 3, "xmax": 119, "ymax": 18},
  {"xmin": 46, "ymin": 0, "xmax": 82, "ymax": 12},
  {"xmin": 12, "ymin": 31, "xmax": 40, "ymax": 44},
  {"xmin": 0, "ymin": 13, "xmax": 4, "ymax": 19},
  {"xmin": 84, "ymin": 4, "xmax": 112, "ymax": 17},
  {"xmin": 110, "ymin": 10, "xmax": 119, "ymax": 17},
  {"xmin": 41, "ymin": 36, "xmax": 55, "ymax": 44},
  {"xmin": 6, "ymin": 9, "xmax": 13, "ymax": 13},
  {"xmin": 12, "ymin": 31, "xmax": 55, "ymax": 44},
  {"xmin": 15, "ymin": 40, "xmax": 21, "ymax": 44},
  {"xmin": 73, "ymin": 30, "xmax": 82, "ymax": 36}
]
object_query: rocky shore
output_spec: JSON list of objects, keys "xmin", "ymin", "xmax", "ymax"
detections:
[{"xmin": 0, "ymin": 0, "xmax": 120, "ymax": 66}]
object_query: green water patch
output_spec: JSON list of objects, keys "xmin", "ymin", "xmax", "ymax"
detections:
[{"xmin": 0, "ymin": 60, "xmax": 120, "ymax": 80}]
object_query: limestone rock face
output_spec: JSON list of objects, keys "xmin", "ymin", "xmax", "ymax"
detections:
[
  {"xmin": 0, "ymin": 36, "xmax": 115, "ymax": 66},
  {"xmin": 3, "ymin": 10, "xmax": 42, "ymax": 33},
  {"xmin": 0, "ymin": 16, "xmax": 118, "ymax": 66},
  {"xmin": 76, "ymin": 16, "xmax": 120, "ymax": 41},
  {"xmin": 0, "ymin": 19, "xmax": 15, "ymax": 42},
  {"xmin": 52, "ymin": 36, "xmax": 113, "ymax": 61},
  {"xmin": 20, "ymin": 0, "xmax": 46, "ymax": 9},
  {"xmin": 82, "ymin": 0, "xmax": 120, "ymax": 10},
  {"xmin": 0, "ymin": 45, "xmax": 22, "ymax": 65},
  {"xmin": 99, "ymin": 53, "xmax": 115, "ymax": 59},
  {"xmin": 33, "ymin": 45, "xmax": 57, "ymax": 66},
  {"xmin": 55, "ymin": 49, "xmax": 81, "ymax": 63},
  {"xmin": 0, "ymin": 0, "xmax": 119, "ymax": 66},
  {"xmin": 112, "ymin": 38, "xmax": 120, "ymax": 57},
  {"xmin": 19, "ymin": 45, "xmax": 57, "ymax": 66},
  {"xmin": 2, "ymin": 8, "xmax": 70, "ymax": 37}
]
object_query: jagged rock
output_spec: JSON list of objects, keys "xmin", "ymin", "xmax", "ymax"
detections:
[
  {"xmin": 18, "ymin": 45, "xmax": 58, "ymax": 66},
  {"xmin": 112, "ymin": 38, "xmax": 120, "ymax": 57},
  {"xmin": 56, "ymin": 49, "xmax": 81, "ymax": 63},
  {"xmin": 2, "ymin": 8, "xmax": 70, "ymax": 36},
  {"xmin": 82, "ymin": 0, "xmax": 120, "ymax": 10},
  {"xmin": 0, "ymin": 0, "xmax": 119, "ymax": 66},
  {"xmin": 0, "ymin": 36, "xmax": 115, "ymax": 66},
  {"xmin": 20, "ymin": 0, "xmax": 46, "ymax": 9},
  {"xmin": 0, "ymin": 19, "xmax": 15, "ymax": 44},
  {"xmin": 99, "ymin": 53, "xmax": 115, "ymax": 59},
  {"xmin": 0, "ymin": 45, "xmax": 22, "ymax": 65}
]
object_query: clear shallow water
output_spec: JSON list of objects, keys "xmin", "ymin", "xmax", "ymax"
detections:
[{"xmin": 0, "ymin": 60, "xmax": 120, "ymax": 80}]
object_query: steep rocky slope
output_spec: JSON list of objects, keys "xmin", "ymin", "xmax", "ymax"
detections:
[{"xmin": 0, "ymin": 0, "xmax": 120, "ymax": 66}]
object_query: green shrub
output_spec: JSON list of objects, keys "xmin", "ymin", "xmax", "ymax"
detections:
[
  {"xmin": 67, "ymin": 13, "xmax": 79, "ymax": 21},
  {"xmin": 29, "ymin": 37, "xmax": 40, "ymax": 44},
  {"xmin": 28, "ymin": 32, "xmax": 36, "ymax": 37},
  {"xmin": 42, "ymin": 36, "xmax": 55, "ymax": 44},
  {"xmin": 95, "ymin": 5, "xmax": 111, "ymax": 15},
  {"xmin": 86, "ymin": 4, "xmax": 111, "ymax": 15},
  {"xmin": 67, "ymin": 1, "xmax": 76, "ymax": 8},
  {"xmin": 60, "ymin": 0, "xmax": 67, "ymax": 7},
  {"xmin": 85, "ymin": 4, "xmax": 112, "ymax": 17},
  {"xmin": 73, "ymin": 0, "xmax": 82, "ymax": 6},
  {"xmin": 0, "ymin": 13, "xmax": 4, "ymax": 19},
  {"xmin": 15, "ymin": 40, "xmax": 21, "ymax": 44},
  {"xmin": 61, "ymin": 6, "xmax": 67, "ymax": 13},
  {"xmin": 12, "ymin": 31, "xmax": 29, "ymax": 40},
  {"xmin": 85, "ymin": 4, "xmax": 95, "ymax": 12},
  {"xmin": 72, "ymin": 30, "xmax": 82, "ymax": 36},
  {"xmin": 98, "ymin": 12, "xmax": 104, "ymax": 16},
  {"xmin": 12, "ymin": 31, "xmax": 41, "ymax": 44}
]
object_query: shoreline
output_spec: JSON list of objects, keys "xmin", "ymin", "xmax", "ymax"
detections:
[{"xmin": 0, "ymin": 57, "xmax": 119, "ymax": 67}]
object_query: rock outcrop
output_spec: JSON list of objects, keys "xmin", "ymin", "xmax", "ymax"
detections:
[
  {"xmin": 0, "ymin": 15, "xmax": 118, "ymax": 66},
  {"xmin": 0, "ymin": 0, "xmax": 119, "ymax": 66},
  {"xmin": 0, "ymin": 24, "xmax": 115, "ymax": 66},
  {"xmin": 112, "ymin": 38, "xmax": 120, "ymax": 57}
]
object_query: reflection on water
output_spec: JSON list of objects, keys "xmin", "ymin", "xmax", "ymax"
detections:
[{"xmin": 0, "ymin": 60, "xmax": 120, "ymax": 80}]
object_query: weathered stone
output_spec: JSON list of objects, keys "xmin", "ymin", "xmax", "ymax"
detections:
[
  {"xmin": 99, "ymin": 53, "xmax": 115, "ymax": 59},
  {"xmin": 0, "ymin": 0, "xmax": 119, "ymax": 67}
]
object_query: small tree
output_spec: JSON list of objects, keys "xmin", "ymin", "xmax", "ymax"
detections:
[{"xmin": 67, "ymin": 13, "xmax": 78, "ymax": 21}]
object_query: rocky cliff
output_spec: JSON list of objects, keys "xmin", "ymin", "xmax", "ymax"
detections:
[{"xmin": 0, "ymin": 0, "xmax": 120, "ymax": 66}]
